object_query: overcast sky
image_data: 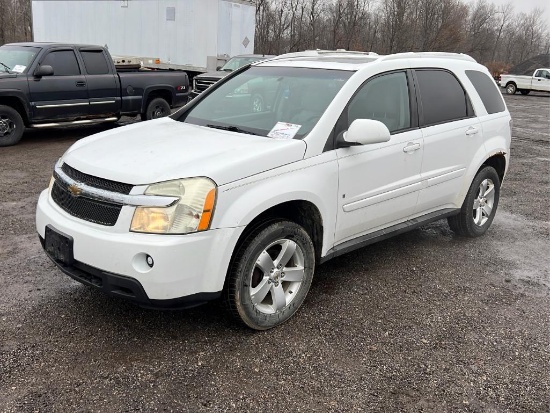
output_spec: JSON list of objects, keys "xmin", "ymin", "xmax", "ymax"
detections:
[{"xmin": 466, "ymin": 0, "xmax": 550, "ymax": 26}]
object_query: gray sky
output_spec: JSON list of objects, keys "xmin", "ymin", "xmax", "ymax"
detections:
[{"xmin": 467, "ymin": 0, "xmax": 550, "ymax": 26}]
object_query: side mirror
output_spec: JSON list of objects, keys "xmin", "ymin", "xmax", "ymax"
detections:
[
  {"xmin": 34, "ymin": 65, "xmax": 54, "ymax": 77},
  {"xmin": 340, "ymin": 119, "xmax": 391, "ymax": 147},
  {"xmin": 216, "ymin": 66, "xmax": 222, "ymax": 71},
  {"xmin": 546, "ymin": 74, "xmax": 550, "ymax": 79}
]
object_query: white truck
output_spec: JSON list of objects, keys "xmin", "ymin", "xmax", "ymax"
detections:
[
  {"xmin": 498, "ymin": 68, "xmax": 550, "ymax": 95},
  {"xmin": 31, "ymin": 0, "xmax": 256, "ymax": 76}
]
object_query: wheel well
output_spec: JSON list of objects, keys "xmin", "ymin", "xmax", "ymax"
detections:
[
  {"xmin": 145, "ymin": 89, "xmax": 172, "ymax": 107},
  {"xmin": 0, "ymin": 97, "xmax": 29, "ymax": 125},
  {"xmin": 233, "ymin": 200, "xmax": 324, "ymax": 264},
  {"xmin": 482, "ymin": 154, "xmax": 506, "ymax": 183},
  {"xmin": 505, "ymin": 81, "xmax": 516, "ymax": 87}
]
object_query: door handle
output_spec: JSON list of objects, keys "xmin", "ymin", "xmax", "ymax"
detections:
[
  {"xmin": 403, "ymin": 142, "xmax": 421, "ymax": 153},
  {"xmin": 75, "ymin": 81, "xmax": 86, "ymax": 87},
  {"xmin": 465, "ymin": 127, "xmax": 479, "ymax": 136}
]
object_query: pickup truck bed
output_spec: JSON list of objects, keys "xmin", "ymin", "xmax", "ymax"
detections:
[{"xmin": 0, "ymin": 43, "xmax": 189, "ymax": 146}]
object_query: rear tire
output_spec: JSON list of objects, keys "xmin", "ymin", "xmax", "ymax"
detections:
[
  {"xmin": 448, "ymin": 166, "xmax": 500, "ymax": 237},
  {"xmin": 225, "ymin": 220, "xmax": 315, "ymax": 330},
  {"xmin": 520, "ymin": 90, "xmax": 530, "ymax": 95},
  {"xmin": 505, "ymin": 83, "xmax": 517, "ymax": 95},
  {"xmin": 141, "ymin": 97, "xmax": 170, "ymax": 121},
  {"xmin": 0, "ymin": 105, "xmax": 24, "ymax": 147}
]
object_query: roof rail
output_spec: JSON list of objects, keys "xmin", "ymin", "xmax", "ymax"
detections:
[
  {"xmin": 379, "ymin": 52, "xmax": 476, "ymax": 63},
  {"xmin": 267, "ymin": 49, "xmax": 379, "ymax": 62}
]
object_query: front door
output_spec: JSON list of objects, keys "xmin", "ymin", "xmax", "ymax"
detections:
[
  {"xmin": 334, "ymin": 71, "xmax": 423, "ymax": 245},
  {"xmin": 533, "ymin": 69, "xmax": 550, "ymax": 92},
  {"xmin": 29, "ymin": 48, "xmax": 89, "ymax": 121}
]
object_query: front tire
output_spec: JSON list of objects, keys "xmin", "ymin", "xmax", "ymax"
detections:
[
  {"xmin": 141, "ymin": 97, "xmax": 170, "ymax": 121},
  {"xmin": 0, "ymin": 105, "xmax": 25, "ymax": 147},
  {"xmin": 448, "ymin": 166, "xmax": 500, "ymax": 237},
  {"xmin": 506, "ymin": 83, "xmax": 517, "ymax": 94},
  {"xmin": 225, "ymin": 221, "xmax": 315, "ymax": 330}
]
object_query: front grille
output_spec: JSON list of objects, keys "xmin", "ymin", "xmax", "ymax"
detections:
[
  {"xmin": 52, "ymin": 181, "xmax": 122, "ymax": 226},
  {"xmin": 61, "ymin": 163, "xmax": 132, "ymax": 195},
  {"xmin": 195, "ymin": 78, "xmax": 217, "ymax": 92}
]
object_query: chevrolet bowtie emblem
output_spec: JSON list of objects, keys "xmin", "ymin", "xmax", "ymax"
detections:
[{"xmin": 68, "ymin": 184, "xmax": 82, "ymax": 196}]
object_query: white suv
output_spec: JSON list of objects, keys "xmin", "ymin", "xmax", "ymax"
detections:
[{"xmin": 36, "ymin": 51, "xmax": 511, "ymax": 330}]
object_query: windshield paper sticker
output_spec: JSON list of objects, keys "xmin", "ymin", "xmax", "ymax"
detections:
[
  {"xmin": 267, "ymin": 122, "xmax": 301, "ymax": 140},
  {"xmin": 12, "ymin": 65, "xmax": 26, "ymax": 73}
]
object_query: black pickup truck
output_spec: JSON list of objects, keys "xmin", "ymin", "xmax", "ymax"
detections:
[{"xmin": 0, "ymin": 42, "xmax": 189, "ymax": 146}]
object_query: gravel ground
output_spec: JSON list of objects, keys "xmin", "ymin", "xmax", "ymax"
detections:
[{"xmin": 0, "ymin": 94, "xmax": 549, "ymax": 412}]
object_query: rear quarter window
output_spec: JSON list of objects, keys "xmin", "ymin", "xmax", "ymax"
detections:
[{"xmin": 465, "ymin": 70, "xmax": 505, "ymax": 114}]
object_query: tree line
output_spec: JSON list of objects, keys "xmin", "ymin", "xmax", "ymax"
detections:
[
  {"xmin": 254, "ymin": 0, "xmax": 550, "ymax": 72},
  {"xmin": 1, "ymin": 0, "xmax": 547, "ymax": 72}
]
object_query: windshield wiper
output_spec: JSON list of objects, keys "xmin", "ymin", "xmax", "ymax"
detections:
[
  {"xmin": 206, "ymin": 124, "xmax": 259, "ymax": 135},
  {"xmin": 0, "ymin": 62, "xmax": 12, "ymax": 73}
]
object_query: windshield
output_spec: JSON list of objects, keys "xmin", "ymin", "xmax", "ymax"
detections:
[
  {"xmin": 221, "ymin": 56, "xmax": 267, "ymax": 72},
  {"xmin": 0, "ymin": 46, "xmax": 40, "ymax": 73},
  {"xmin": 179, "ymin": 66, "xmax": 353, "ymax": 139}
]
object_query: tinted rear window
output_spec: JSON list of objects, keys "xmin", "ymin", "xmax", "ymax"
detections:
[
  {"xmin": 415, "ymin": 69, "xmax": 471, "ymax": 126},
  {"xmin": 81, "ymin": 50, "xmax": 110, "ymax": 75},
  {"xmin": 465, "ymin": 70, "xmax": 505, "ymax": 114}
]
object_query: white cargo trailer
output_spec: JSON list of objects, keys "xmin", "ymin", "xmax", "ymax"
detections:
[{"xmin": 32, "ymin": 0, "xmax": 256, "ymax": 74}]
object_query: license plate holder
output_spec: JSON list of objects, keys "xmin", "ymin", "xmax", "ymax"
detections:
[{"xmin": 44, "ymin": 225, "xmax": 74, "ymax": 266}]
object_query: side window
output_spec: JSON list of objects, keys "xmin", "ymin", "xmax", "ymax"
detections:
[
  {"xmin": 415, "ymin": 69, "xmax": 471, "ymax": 126},
  {"xmin": 465, "ymin": 70, "xmax": 505, "ymax": 114},
  {"xmin": 41, "ymin": 50, "xmax": 80, "ymax": 76},
  {"xmin": 534, "ymin": 70, "xmax": 542, "ymax": 78},
  {"xmin": 347, "ymin": 71, "xmax": 411, "ymax": 133},
  {"xmin": 80, "ymin": 51, "xmax": 110, "ymax": 75}
]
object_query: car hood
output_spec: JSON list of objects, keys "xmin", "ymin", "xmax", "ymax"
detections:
[
  {"xmin": 0, "ymin": 72, "xmax": 19, "ymax": 79},
  {"xmin": 195, "ymin": 70, "xmax": 230, "ymax": 80},
  {"xmin": 62, "ymin": 118, "xmax": 306, "ymax": 186}
]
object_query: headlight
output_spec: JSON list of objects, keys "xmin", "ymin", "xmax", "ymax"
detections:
[{"xmin": 130, "ymin": 177, "xmax": 216, "ymax": 234}]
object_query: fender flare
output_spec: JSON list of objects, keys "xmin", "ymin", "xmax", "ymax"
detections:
[
  {"xmin": 0, "ymin": 90, "xmax": 32, "ymax": 122},
  {"xmin": 141, "ymin": 85, "xmax": 176, "ymax": 112}
]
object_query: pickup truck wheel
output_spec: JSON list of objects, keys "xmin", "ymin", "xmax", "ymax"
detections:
[
  {"xmin": 225, "ymin": 220, "xmax": 315, "ymax": 330},
  {"xmin": 141, "ymin": 97, "xmax": 170, "ymax": 121},
  {"xmin": 520, "ymin": 90, "xmax": 530, "ymax": 95},
  {"xmin": 448, "ymin": 166, "xmax": 500, "ymax": 237},
  {"xmin": 505, "ymin": 83, "xmax": 517, "ymax": 94},
  {"xmin": 0, "ymin": 105, "xmax": 24, "ymax": 147}
]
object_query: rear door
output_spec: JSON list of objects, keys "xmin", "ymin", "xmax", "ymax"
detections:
[
  {"xmin": 413, "ymin": 69, "xmax": 482, "ymax": 214},
  {"xmin": 334, "ymin": 70, "xmax": 424, "ymax": 244},
  {"xmin": 79, "ymin": 48, "xmax": 120, "ymax": 116},
  {"xmin": 29, "ymin": 48, "xmax": 88, "ymax": 121}
]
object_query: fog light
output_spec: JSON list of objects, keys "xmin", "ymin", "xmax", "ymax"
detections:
[{"xmin": 146, "ymin": 255, "xmax": 154, "ymax": 268}]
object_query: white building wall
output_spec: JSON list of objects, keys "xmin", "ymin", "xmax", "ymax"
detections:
[{"xmin": 32, "ymin": 0, "xmax": 256, "ymax": 70}]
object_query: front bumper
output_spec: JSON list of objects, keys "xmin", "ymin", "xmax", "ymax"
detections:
[
  {"xmin": 39, "ymin": 234, "xmax": 220, "ymax": 309},
  {"xmin": 36, "ymin": 189, "xmax": 242, "ymax": 304}
]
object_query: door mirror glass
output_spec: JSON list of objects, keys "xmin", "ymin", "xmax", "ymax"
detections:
[
  {"xmin": 342, "ymin": 119, "xmax": 391, "ymax": 146},
  {"xmin": 34, "ymin": 65, "xmax": 54, "ymax": 77}
]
